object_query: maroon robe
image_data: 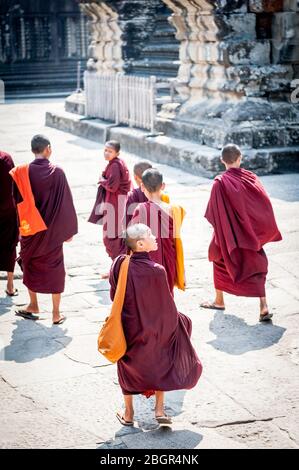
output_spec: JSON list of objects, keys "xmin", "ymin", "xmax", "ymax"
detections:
[
  {"xmin": 15, "ymin": 159, "xmax": 78, "ymax": 294},
  {"xmin": 110, "ymin": 252, "xmax": 202, "ymax": 395},
  {"xmin": 0, "ymin": 151, "xmax": 18, "ymax": 272},
  {"xmin": 205, "ymin": 168, "xmax": 282, "ymax": 297},
  {"xmin": 131, "ymin": 201, "xmax": 176, "ymax": 293},
  {"xmin": 88, "ymin": 157, "xmax": 131, "ymax": 260},
  {"xmin": 125, "ymin": 187, "xmax": 148, "ymax": 227}
]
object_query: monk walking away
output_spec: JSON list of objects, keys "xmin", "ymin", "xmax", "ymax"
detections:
[
  {"xmin": 11, "ymin": 135, "xmax": 78, "ymax": 324},
  {"xmin": 0, "ymin": 150, "xmax": 19, "ymax": 297},
  {"xmin": 110, "ymin": 224, "xmax": 202, "ymax": 426},
  {"xmin": 131, "ymin": 168, "xmax": 185, "ymax": 294},
  {"xmin": 201, "ymin": 144, "xmax": 282, "ymax": 322},
  {"xmin": 88, "ymin": 141, "xmax": 131, "ymax": 277},
  {"xmin": 125, "ymin": 161, "xmax": 153, "ymax": 227},
  {"xmin": 125, "ymin": 160, "xmax": 170, "ymax": 227}
]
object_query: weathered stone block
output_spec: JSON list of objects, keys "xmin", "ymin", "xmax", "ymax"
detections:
[
  {"xmin": 286, "ymin": 125, "xmax": 299, "ymax": 145},
  {"xmin": 272, "ymin": 12, "xmax": 299, "ymax": 40},
  {"xmin": 252, "ymin": 127, "xmax": 288, "ymax": 148},
  {"xmin": 249, "ymin": 0, "xmax": 284, "ymax": 13},
  {"xmin": 221, "ymin": 40, "xmax": 271, "ymax": 65},
  {"xmin": 283, "ymin": 0, "xmax": 299, "ymax": 11},
  {"xmin": 195, "ymin": 14, "xmax": 256, "ymax": 42},
  {"xmin": 273, "ymin": 43, "xmax": 299, "ymax": 64}
]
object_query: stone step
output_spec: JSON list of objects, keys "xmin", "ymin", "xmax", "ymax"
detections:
[
  {"xmin": 141, "ymin": 44, "xmax": 180, "ymax": 58},
  {"xmin": 45, "ymin": 106, "xmax": 299, "ymax": 177},
  {"xmin": 152, "ymin": 27, "xmax": 178, "ymax": 37},
  {"xmin": 131, "ymin": 59, "xmax": 180, "ymax": 77}
]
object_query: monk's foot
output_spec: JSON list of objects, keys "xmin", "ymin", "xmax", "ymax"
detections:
[
  {"xmin": 24, "ymin": 304, "xmax": 39, "ymax": 314},
  {"xmin": 259, "ymin": 310, "xmax": 273, "ymax": 322},
  {"xmin": 100, "ymin": 272, "xmax": 109, "ymax": 280},
  {"xmin": 52, "ymin": 313, "xmax": 66, "ymax": 325},
  {"xmin": 200, "ymin": 301, "xmax": 225, "ymax": 311},
  {"xmin": 155, "ymin": 411, "xmax": 172, "ymax": 425},
  {"xmin": 116, "ymin": 410, "xmax": 134, "ymax": 426},
  {"xmin": 5, "ymin": 287, "xmax": 18, "ymax": 297}
]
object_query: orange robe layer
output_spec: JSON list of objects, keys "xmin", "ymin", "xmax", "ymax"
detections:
[{"xmin": 13, "ymin": 159, "xmax": 78, "ymax": 294}]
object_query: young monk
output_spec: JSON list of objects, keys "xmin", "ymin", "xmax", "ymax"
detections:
[
  {"xmin": 0, "ymin": 151, "xmax": 19, "ymax": 296},
  {"xmin": 110, "ymin": 223, "xmax": 202, "ymax": 426},
  {"xmin": 125, "ymin": 161, "xmax": 170, "ymax": 227},
  {"xmin": 88, "ymin": 141, "xmax": 132, "ymax": 277},
  {"xmin": 201, "ymin": 144, "xmax": 282, "ymax": 322},
  {"xmin": 130, "ymin": 169, "xmax": 185, "ymax": 294},
  {"xmin": 11, "ymin": 135, "xmax": 78, "ymax": 324},
  {"xmin": 125, "ymin": 161, "xmax": 152, "ymax": 227}
]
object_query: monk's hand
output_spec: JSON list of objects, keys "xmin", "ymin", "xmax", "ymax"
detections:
[{"xmin": 65, "ymin": 237, "xmax": 73, "ymax": 243}]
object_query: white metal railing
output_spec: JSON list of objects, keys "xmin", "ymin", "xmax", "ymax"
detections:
[{"xmin": 84, "ymin": 71, "xmax": 175, "ymax": 132}]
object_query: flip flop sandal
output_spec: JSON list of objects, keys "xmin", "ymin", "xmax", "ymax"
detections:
[
  {"xmin": 5, "ymin": 289, "xmax": 18, "ymax": 297},
  {"xmin": 116, "ymin": 412, "xmax": 134, "ymax": 427},
  {"xmin": 156, "ymin": 415, "xmax": 173, "ymax": 425},
  {"xmin": 15, "ymin": 310, "xmax": 39, "ymax": 321},
  {"xmin": 53, "ymin": 316, "xmax": 66, "ymax": 325},
  {"xmin": 259, "ymin": 312, "xmax": 273, "ymax": 322},
  {"xmin": 200, "ymin": 302, "xmax": 225, "ymax": 311}
]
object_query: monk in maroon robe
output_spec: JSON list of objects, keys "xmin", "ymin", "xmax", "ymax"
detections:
[
  {"xmin": 88, "ymin": 141, "xmax": 131, "ymax": 276},
  {"xmin": 110, "ymin": 224, "xmax": 202, "ymax": 426},
  {"xmin": 125, "ymin": 161, "xmax": 152, "ymax": 227},
  {"xmin": 0, "ymin": 151, "xmax": 19, "ymax": 296},
  {"xmin": 13, "ymin": 135, "xmax": 78, "ymax": 324},
  {"xmin": 130, "ymin": 169, "xmax": 178, "ymax": 293},
  {"xmin": 201, "ymin": 144, "xmax": 282, "ymax": 322}
]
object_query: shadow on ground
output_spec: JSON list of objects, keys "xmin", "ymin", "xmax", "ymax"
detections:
[
  {"xmin": 97, "ymin": 426, "xmax": 203, "ymax": 449},
  {"xmin": 1, "ymin": 318, "xmax": 72, "ymax": 363},
  {"xmin": 208, "ymin": 311, "xmax": 286, "ymax": 355}
]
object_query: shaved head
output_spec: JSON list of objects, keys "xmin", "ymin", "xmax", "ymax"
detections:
[
  {"xmin": 142, "ymin": 168, "xmax": 163, "ymax": 193},
  {"xmin": 133, "ymin": 161, "xmax": 153, "ymax": 179},
  {"xmin": 125, "ymin": 224, "xmax": 151, "ymax": 251},
  {"xmin": 31, "ymin": 134, "xmax": 51, "ymax": 154},
  {"xmin": 221, "ymin": 144, "xmax": 242, "ymax": 164},
  {"xmin": 105, "ymin": 140, "xmax": 120, "ymax": 152}
]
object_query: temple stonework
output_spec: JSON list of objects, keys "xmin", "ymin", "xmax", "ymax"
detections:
[
  {"xmin": 54, "ymin": 0, "xmax": 299, "ymax": 175},
  {"xmin": 0, "ymin": 0, "xmax": 88, "ymax": 98}
]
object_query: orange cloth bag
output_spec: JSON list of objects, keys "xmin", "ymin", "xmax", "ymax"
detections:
[
  {"xmin": 98, "ymin": 255, "xmax": 130, "ymax": 363},
  {"xmin": 9, "ymin": 164, "xmax": 47, "ymax": 236}
]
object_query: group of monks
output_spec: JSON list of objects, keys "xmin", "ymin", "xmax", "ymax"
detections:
[{"xmin": 0, "ymin": 136, "xmax": 281, "ymax": 426}]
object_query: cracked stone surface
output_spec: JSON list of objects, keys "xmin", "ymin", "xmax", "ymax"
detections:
[{"xmin": 0, "ymin": 100, "xmax": 299, "ymax": 449}]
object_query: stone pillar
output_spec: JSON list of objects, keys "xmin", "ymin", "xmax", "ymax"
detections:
[
  {"xmin": 157, "ymin": 0, "xmax": 299, "ymax": 172},
  {"xmin": 79, "ymin": 1, "xmax": 124, "ymax": 73},
  {"xmin": 80, "ymin": 0, "xmax": 174, "ymax": 73}
]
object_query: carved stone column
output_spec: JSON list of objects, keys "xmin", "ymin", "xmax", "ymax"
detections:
[
  {"xmin": 158, "ymin": 0, "xmax": 299, "ymax": 170},
  {"xmin": 79, "ymin": 1, "xmax": 124, "ymax": 73}
]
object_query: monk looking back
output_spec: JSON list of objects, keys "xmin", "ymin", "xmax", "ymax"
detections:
[{"xmin": 110, "ymin": 224, "xmax": 202, "ymax": 427}]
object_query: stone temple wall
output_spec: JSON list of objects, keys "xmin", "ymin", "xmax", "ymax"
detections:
[{"xmin": 68, "ymin": 0, "xmax": 299, "ymax": 174}]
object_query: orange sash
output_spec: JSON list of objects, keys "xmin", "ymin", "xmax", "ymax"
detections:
[
  {"xmin": 9, "ymin": 164, "xmax": 47, "ymax": 237},
  {"xmin": 171, "ymin": 204, "xmax": 186, "ymax": 291},
  {"xmin": 98, "ymin": 255, "xmax": 130, "ymax": 363},
  {"xmin": 161, "ymin": 192, "xmax": 170, "ymax": 204}
]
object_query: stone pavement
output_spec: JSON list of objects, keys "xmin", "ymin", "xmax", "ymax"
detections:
[{"xmin": 0, "ymin": 99, "xmax": 299, "ymax": 449}]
